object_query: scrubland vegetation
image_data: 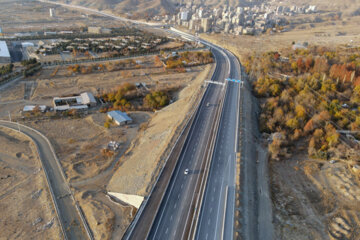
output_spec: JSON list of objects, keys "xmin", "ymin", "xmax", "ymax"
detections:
[
  {"xmin": 244, "ymin": 45, "xmax": 360, "ymax": 160},
  {"xmin": 0, "ymin": 63, "xmax": 14, "ymax": 77},
  {"xmin": 99, "ymin": 82, "xmax": 170, "ymax": 112},
  {"xmin": 165, "ymin": 51, "xmax": 214, "ymax": 70}
]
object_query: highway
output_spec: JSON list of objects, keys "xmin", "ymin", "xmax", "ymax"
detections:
[
  {"xmin": 0, "ymin": 121, "xmax": 90, "ymax": 240},
  {"xmin": 146, "ymin": 45, "xmax": 230, "ymax": 239},
  {"xmin": 195, "ymin": 50, "xmax": 241, "ymax": 240},
  {"xmin": 29, "ymin": 1, "xmax": 245, "ymax": 239}
]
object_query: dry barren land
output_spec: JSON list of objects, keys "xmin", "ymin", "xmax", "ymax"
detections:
[
  {"xmin": 0, "ymin": 56, "xmax": 213, "ymax": 238},
  {"xmin": 271, "ymin": 150, "xmax": 360, "ymax": 240},
  {"xmin": 0, "ymin": 0, "xmax": 124, "ymax": 33},
  {"xmin": 0, "ymin": 127, "xmax": 61, "ymax": 240},
  {"xmin": 201, "ymin": 16, "xmax": 360, "ymax": 63}
]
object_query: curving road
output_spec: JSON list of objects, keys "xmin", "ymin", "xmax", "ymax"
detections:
[{"xmin": 0, "ymin": 121, "xmax": 90, "ymax": 240}]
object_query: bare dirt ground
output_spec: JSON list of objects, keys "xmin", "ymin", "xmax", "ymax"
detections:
[
  {"xmin": 270, "ymin": 141, "xmax": 360, "ymax": 240},
  {"xmin": 201, "ymin": 16, "xmax": 360, "ymax": 63},
  {"xmin": 107, "ymin": 64, "xmax": 214, "ymax": 195},
  {"xmin": 2, "ymin": 60, "xmax": 213, "ymax": 239},
  {"xmin": 0, "ymin": 0, "xmax": 125, "ymax": 34},
  {"xmin": 155, "ymin": 41, "xmax": 184, "ymax": 50},
  {"xmin": 0, "ymin": 127, "xmax": 61, "ymax": 240}
]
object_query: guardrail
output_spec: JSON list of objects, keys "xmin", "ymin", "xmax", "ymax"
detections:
[
  {"xmin": 122, "ymin": 62, "xmax": 214, "ymax": 240},
  {"xmin": 188, "ymin": 75, "xmax": 228, "ymax": 239}
]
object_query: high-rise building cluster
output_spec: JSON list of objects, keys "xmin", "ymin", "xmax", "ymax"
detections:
[{"xmin": 152, "ymin": 2, "xmax": 318, "ymax": 36}]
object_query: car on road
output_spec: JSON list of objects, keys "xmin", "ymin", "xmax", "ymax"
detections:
[
  {"xmin": 206, "ymin": 102, "xmax": 210, "ymax": 107},
  {"xmin": 184, "ymin": 168, "xmax": 189, "ymax": 175}
]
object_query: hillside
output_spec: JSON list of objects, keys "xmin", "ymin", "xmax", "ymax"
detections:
[
  {"xmin": 56, "ymin": 0, "xmax": 360, "ymax": 20},
  {"xmin": 56, "ymin": 0, "xmax": 241, "ymax": 18},
  {"xmin": 60, "ymin": 0, "xmax": 177, "ymax": 18}
]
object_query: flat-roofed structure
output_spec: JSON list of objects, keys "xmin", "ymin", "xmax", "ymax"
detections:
[
  {"xmin": 107, "ymin": 111, "xmax": 132, "ymax": 126},
  {"xmin": 0, "ymin": 41, "xmax": 10, "ymax": 63},
  {"xmin": 53, "ymin": 92, "xmax": 96, "ymax": 112},
  {"xmin": 23, "ymin": 105, "xmax": 47, "ymax": 112},
  {"xmin": 80, "ymin": 92, "xmax": 97, "ymax": 106}
]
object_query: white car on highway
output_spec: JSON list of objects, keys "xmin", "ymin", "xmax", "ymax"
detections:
[{"xmin": 184, "ymin": 168, "xmax": 189, "ymax": 175}]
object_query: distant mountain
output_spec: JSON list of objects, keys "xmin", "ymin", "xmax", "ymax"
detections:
[
  {"xmin": 60, "ymin": 0, "xmax": 360, "ymax": 18},
  {"xmin": 63, "ymin": 0, "xmax": 176, "ymax": 18},
  {"xmin": 60, "ymin": 0, "xmax": 244, "ymax": 18}
]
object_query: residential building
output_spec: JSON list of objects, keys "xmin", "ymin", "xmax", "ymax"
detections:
[
  {"xmin": 49, "ymin": 8, "xmax": 55, "ymax": 17},
  {"xmin": 180, "ymin": 10, "xmax": 191, "ymax": 21},
  {"xmin": 201, "ymin": 18, "xmax": 212, "ymax": 32}
]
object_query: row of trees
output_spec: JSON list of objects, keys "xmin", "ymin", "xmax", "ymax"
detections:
[
  {"xmin": 165, "ymin": 51, "xmax": 214, "ymax": 69},
  {"xmin": 0, "ymin": 63, "xmax": 14, "ymax": 77},
  {"xmin": 66, "ymin": 59, "xmax": 138, "ymax": 75}
]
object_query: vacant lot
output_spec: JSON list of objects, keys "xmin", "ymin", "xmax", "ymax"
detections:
[
  {"xmin": 13, "ymin": 59, "xmax": 213, "ymax": 239},
  {"xmin": 271, "ymin": 149, "xmax": 360, "ymax": 240},
  {"xmin": 0, "ymin": 0, "xmax": 124, "ymax": 33},
  {"xmin": 0, "ymin": 127, "xmax": 61, "ymax": 240},
  {"xmin": 201, "ymin": 16, "xmax": 360, "ymax": 62}
]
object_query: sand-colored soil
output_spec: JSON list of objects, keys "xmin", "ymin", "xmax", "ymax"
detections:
[
  {"xmin": 15, "ymin": 61, "xmax": 213, "ymax": 239},
  {"xmin": 0, "ymin": 0, "xmax": 125, "ymax": 34},
  {"xmin": 200, "ymin": 16, "xmax": 360, "ymax": 62},
  {"xmin": 27, "ymin": 114, "xmax": 140, "ymax": 182},
  {"xmin": 271, "ymin": 148, "xmax": 360, "ymax": 240},
  {"xmin": 107, "ymin": 64, "xmax": 213, "ymax": 196},
  {"xmin": 78, "ymin": 192, "xmax": 115, "ymax": 240},
  {"xmin": 0, "ymin": 127, "xmax": 61, "ymax": 240}
]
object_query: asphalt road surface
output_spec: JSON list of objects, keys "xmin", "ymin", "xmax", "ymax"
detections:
[
  {"xmin": 146, "ymin": 47, "xmax": 229, "ymax": 240},
  {"xmin": 0, "ymin": 121, "xmax": 88, "ymax": 240},
  {"xmin": 18, "ymin": 2, "xmax": 245, "ymax": 239},
  {"xmin": 195, "ymin": 51, "xmax": 241, "ymax": 240}
]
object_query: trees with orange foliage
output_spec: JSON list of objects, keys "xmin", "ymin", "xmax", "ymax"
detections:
[
  {"xmin": 154, "ymin": 55, "xmax": 163, "ymax": 67},
  {"xmin": 304, "ymin": 119, "xmax": 315, "ymax": 132},
  {"xmin": 312, "ymin": 57, "xmax": 329, "ymax": 73},
  {"xmin": 305, "ymin": 56, "xmax": 314, "ymax": 71},
  {"xmin": 354, "ymin": 76, "xmax": 360, "ymax": 86},
  {"xmin": 297, "ymin": 57, "xmax": 304, "ymax": 73}
]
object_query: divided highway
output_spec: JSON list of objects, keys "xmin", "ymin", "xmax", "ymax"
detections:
[
  {"xmin": 26, "ymin": 1, "xmax": 245, "ymax": 239},
  {"xmin": 146, "ymin": 42, "xmax": 231, "ymax": 240},
  {"xmin": 195, "ymin": 51, "xmax": 241, "ymax": 240}
]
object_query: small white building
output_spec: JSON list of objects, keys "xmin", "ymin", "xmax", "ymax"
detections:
[
  {"xmin": 21, "ymin": 42, "xmax": 35, "ymax": 48},
  {"xmin": 107, "ymin": 111, "xmax": 132, "ymax": 126},
  {"xmin": 23, "ymin": 105, "xmax": 47, "ymax": 112},
  {"xmin": 80, "ymin": 92, "xmax": 97, "ymax": 106},
  {"xmin": 0, "ymin": 41, "xmax": 11, "ymax": 63}
]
